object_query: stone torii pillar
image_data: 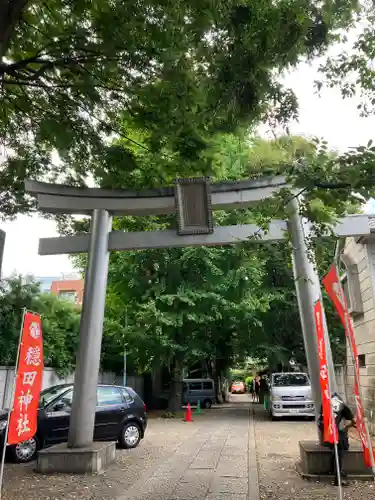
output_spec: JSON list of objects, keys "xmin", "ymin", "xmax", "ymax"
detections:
[
  {"xmin": 67, "ymin": 209, "xmax": 112, "ymax": 448},
  {"xmin": 288, "ymin": 196, "xmax": 337, "ymax": 417},
  {"xmin": 25, "ymin": 177, "xmax": 370, "ymax": 473}
]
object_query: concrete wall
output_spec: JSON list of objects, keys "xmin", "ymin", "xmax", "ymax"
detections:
[
  {"xmin": 335, "ymin": 364, "xmax": 349, "ymax": 403},
  {"xmin": 0, "ymin": 366, "xmax": 143, "ymax": 409},
  {"xmin": 342, "ymin": 237, "xmax": 375, "ymax": 434}
]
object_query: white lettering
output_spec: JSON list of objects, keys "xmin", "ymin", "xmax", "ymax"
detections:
[
  {"xmin": 16, "ymin": 413, "xmax": 31, "ymax": 437},
  {"xmin": 22, "ymin": 371, "xmax": 37, "ymax": 387},
  {"xmin": 25, "ymin": 346, "xmax": 41, "ymax": 367},
  {"xmin": 18, "ymin": 389, "xmax": 33, "ymax": 412}
]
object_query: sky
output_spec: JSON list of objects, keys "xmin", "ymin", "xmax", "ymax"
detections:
[{"xmin": 2, "ymin": 39, "xmax": 375, "ymax": 277}]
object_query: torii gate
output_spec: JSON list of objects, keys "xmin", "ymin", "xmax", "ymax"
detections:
[{"xmin": 25, "ymin": 176, "xmax": 372, "ymax": 473}]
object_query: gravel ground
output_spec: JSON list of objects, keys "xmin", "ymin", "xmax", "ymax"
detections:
[
  {"xmin": 254, "ymin": 404, "xmax": 375, "ymax": 500},
  {"xmin": 1, "ymin": 419, "xmax": 200, "ymax": 500},
  {"xmin": 3, "ymin": 399, "xmax": 375, "ymax": 500}
]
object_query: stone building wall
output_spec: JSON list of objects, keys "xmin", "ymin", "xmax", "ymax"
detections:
[{"xmin": 341, "ymin": 236, "xmax": 375, "ymax": 434}]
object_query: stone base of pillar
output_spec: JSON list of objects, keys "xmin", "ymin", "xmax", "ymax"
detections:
[
  {"xmin": 36, "ymin": 441, "xmax": 116, "ymax": 474},
  {"xmin": 298, "ymin": 440, "xmax": 372, "ymax": 481}
]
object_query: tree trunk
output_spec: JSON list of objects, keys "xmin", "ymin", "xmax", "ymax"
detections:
[
  {"xmin": 0, "ymin": 0, "xmax": 29, "ymax": 60},
  {"xmin": 167, "ymin": 356, "xmax": 183, "ymax": 413},
  {"xmin": 214, "ymin": 357, "xmax": 229, "ymax": 404}
]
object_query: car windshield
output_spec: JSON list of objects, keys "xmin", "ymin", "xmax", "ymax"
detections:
[
  {"xmin": 39, "ymin": 385, "xmax": 71, "ymax": 407},
  {"xmin": 272, "ymin": 374, "xmax": 309, "ymax": 387}
]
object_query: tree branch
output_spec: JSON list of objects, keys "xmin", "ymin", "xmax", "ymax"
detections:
[
  {"xmin": 1, "ymin": 53, "xmax": 126, "ymax": 79},
  {"xmin": 2, "ymin": 78, "xmax": 130, "ymax": 94}
]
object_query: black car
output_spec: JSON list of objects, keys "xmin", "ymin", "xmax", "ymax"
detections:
[{"xmin": 0, "ymin": 383, "xmax": 147, "ymax": 463}]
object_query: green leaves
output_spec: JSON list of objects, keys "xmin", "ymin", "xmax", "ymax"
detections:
[
  {"xmin": 98, "ymin": 234, "xmax": 271, "ymax": 374},
  {"xmin": 0, "ymin": 276, "xmax": 80, "ymax": 376},
  {"xmin": 0, "ymin": 0, "xmax": 360, "ymax": 217},
  {"xmin": 69, "ymin": 132, "xmax": 357, "ymax": 376}
]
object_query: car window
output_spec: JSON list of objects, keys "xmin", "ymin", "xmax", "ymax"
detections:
[
  {"xmin": 272, "ymin": 374, "xmax": 309, "ymax": 387},
  {"xmin": 97, "ymin": 386, "xmax": 122, "ymax": 406},
  {"xmin": 120, "ymin": 388, "xmax": 133, "ymax": 403},
  {"xmin": 52, "ymin": 390, "xmax": 73, "ymax": 411},
  {"xmin": 40, "ymin": 385, "xmax": 71, "ymax": 407},
  {"xmin": 189, "ymin": 382, "xmax": 202, "ymax": 391},
  {"xmin": 203, "ymin": 381, "xmax": 213, "ymax": 390}
]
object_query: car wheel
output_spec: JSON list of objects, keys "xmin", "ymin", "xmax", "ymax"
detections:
[
  {"xmin": 203, "ymin": 399, "xmax": 212, "ymax": 409},
  {"xmin": 10, "ymin": 437, "xmax": 38, "ymax": 463},
  {"xmin": 119, "ymin": 422, "xmax": 141, "ymax": 449}
]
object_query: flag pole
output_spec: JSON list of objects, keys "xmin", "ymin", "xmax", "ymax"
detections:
[
  {"xmin": 123, "ymin": 307, "xmax": 128, "ymax": 387},
  {"xmin": 322, "ymin": 314, "xmax": 343, "ymax": 499},
  {"xmin": 331, "ymin": 416, "xmax": 343, "ymax": 499},
  {"xmin": 0, "ymin": 308, "xmax": 26, "ymax": 499},
  {"xmin": 316, "ymin": 300, "xmax": 343, "ymax": 499},
  {"xmin": 333, "ymin": 441, "xmax": 343, "ymax": 499},
  {"xmin": 323, "ymin": 328, "xmax": 343, "ymax": 498}
]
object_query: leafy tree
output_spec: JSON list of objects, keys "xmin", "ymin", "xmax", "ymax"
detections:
[
  {"xmin": 68, "ymin": 134, "xmax": 357, "ymax": 408},
  {"xmin": 0, "ymin": 276, "xmax": 80, "ymax": 375},
  {"xmin": 312, "ymin": 3, "xmax": 375, "ymax": 204},
  {"xmin": 319, "ymin": 3, "xmax": 375, "ymax": 117},
  {"xmin": 0, "ymin": 0, "xmax": 358, "ymax": 217},
  {"xmin": 100, "ymin": 234, "xmax": 271, "ymax": 411},
  {"xmin": 251, "ymin": 238, "xmax": 346, "ymax": 371}
]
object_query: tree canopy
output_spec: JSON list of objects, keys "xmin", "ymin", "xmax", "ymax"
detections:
[
  {"xmin": 0, "ymin": 0, "xmax": 359, "ymax": 217},
  {"xmin": 69, "ymin": 134, "xmax": 353, "ymax": 410},
  {"xmin": 0, "ymin": 134, "xmax": 354, "ymax": 410}
]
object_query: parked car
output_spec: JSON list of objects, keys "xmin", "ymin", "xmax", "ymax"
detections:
[
  {"xmin": 269, "ymin": 372, "xmax": 314, "ymax": 420},
  {"xmin": 182, "ymin": 379, "xmax": 215, "ymax": 409},
  {"xmin": 0, "ymin": 383, "xmax": 147, "ymax": 463},
  {"xmin": 231, "ymin": 381, "xmax": 245, "ymax": 394}
]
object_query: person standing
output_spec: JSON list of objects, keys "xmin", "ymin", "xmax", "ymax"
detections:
[
  {"xmin": 253, "ymin": 375, "xmax": 260, "ymax": 403},
  {"xmin": 318, "ymin": 393, "xmax": 356, "ymax": 486},
  {"xmin": 260, "ymin": 375, "xmax": 270, "ymax": 411}
]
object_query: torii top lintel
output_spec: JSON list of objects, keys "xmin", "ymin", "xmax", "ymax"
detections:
[{"xmin": 24, "ymin": 176, "xmax": 287, "ymax": 216}]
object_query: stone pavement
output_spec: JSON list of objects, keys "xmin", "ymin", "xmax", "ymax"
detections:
[
  {"xmin": 3, "ymin": 395, "xmax": 259, "ymax": 500},
  {"xmin": 119, "ymin": 397, "xmax": 259, "ymax": 500},
  {"xmin": 5, "ymin": 395, "xmax": 375, "ymax": 499},
  {"xmin": 254, "ymin": 404, "xmax": 375, "ymax": 500}
]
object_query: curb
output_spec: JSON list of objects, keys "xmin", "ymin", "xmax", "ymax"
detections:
[
  {"xmin": 296, "ymin": 462, "xmax": 374, "ymax": 483},
  {"xmin": 248, "ymin": 407, "xmax": 261, "ymax": 500}
]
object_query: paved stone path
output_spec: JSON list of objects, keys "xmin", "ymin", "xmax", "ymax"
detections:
[
  {"xmin": 119, "ymin": 398, "xmax": 259, "ymax": 500},
  {"xmin": 5, "ymin": 395, "xmax": 375, "ymax": 499},
  {"xmin": 3, "ymin": 395, "xmax": 259, "ymax": 500}
]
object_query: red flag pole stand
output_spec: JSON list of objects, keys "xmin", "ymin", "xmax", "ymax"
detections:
[{"xmin": 184, "ymin": 403, "xmax": 193, "ymax": 422}]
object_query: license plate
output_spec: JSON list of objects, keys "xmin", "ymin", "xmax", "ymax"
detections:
[{"xmin": 290, "ymin": 409, "xmax": 299, "ymax": 414}]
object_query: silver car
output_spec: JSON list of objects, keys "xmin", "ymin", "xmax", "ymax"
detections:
[{"xmin": 269, "ymin": 372, "xmax": 315, "ymax": 420}]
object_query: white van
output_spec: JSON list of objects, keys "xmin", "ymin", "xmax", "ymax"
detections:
[{"xmin": 269, "ymin": 372, "xmax": 314, "ymax": 420}]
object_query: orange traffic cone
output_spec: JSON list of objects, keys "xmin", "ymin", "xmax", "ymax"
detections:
[{"xmin": 184, "ymin": 403, "xmax": 193, "ymax": 422}]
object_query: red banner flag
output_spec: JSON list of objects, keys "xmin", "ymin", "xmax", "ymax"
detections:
[
  {"xmin": 323, "ymin": 264, "xmax": 374, "ymax": 469},
  {"xmin": 8, "ymin": 312, "xmax": 43, "ymax": 445},
  {"xmin": 314, "ymin": 300, "xmax": 336, "ymax": 444}
]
